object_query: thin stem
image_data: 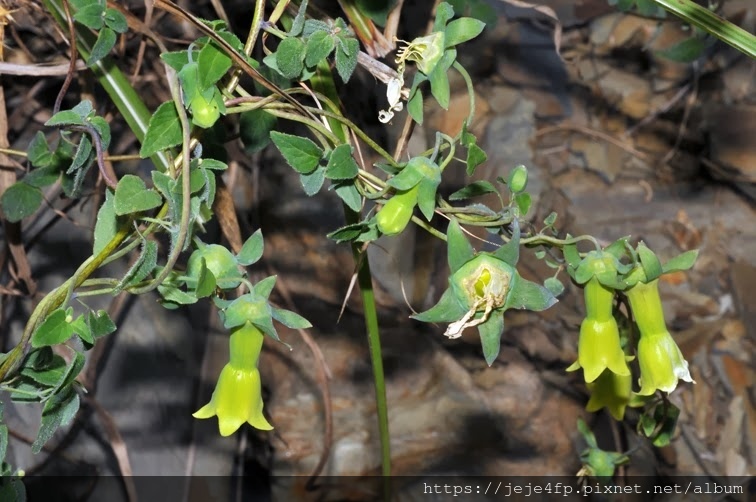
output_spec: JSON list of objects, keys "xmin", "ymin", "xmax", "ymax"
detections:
[
  {"xmin": 224, "ymin": 0, "xmax": 266, "ymax": 94},
  {"xmin": 344, "ymin": 210, "xmax": 391, "ymax": 477},
  {"xmin": 452, "ymin": 61, "xmax": 476, "ymax": 128},
  {"xmin": 0, "ymin": 224, "xmax": 131, "ymax": 380},
  {"xmin": 129, "ymin": 71, "xmax": 193, "ymax": 294}
]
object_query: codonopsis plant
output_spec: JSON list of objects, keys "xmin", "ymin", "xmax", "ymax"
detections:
[{"xmin": 0, "ymin": 0, "xmax": 726, "ymax": 491}]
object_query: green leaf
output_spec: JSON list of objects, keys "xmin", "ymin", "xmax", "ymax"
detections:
[
  {"xmin": 194, "ymin": 260, "xmax": 217, "ymax": 298},
  {"xmin": 161, "ymin": 50, "xmax": 193, "ymax": 71},
  {"xmin": 327, "ymin": 222, "xmax": 371, "ymax": 243},
  {"xmin": 650, "ymin": 402, "xmax": 680, "ymax": 447},
  {"xmin": 325, "ymin": 144, "xmax": 359, "ymax": 180},
  {"xmin": 335, "ymin": 37, "xmax": 359, "ymax": 82},
  {"xmin": 447, "ymin": 218, "xmax": 475, "ymax": 274},
  {"xmin": 27, "ymin": 132, "xmax": 53, "ymax": 168},
  {"xmin": 68, "ymin": 136, "xmax": 93, "ymax": 174},
  {"xmin": 544, "ymin": 277, "xmax": 565, "ymax": 297},
  {"xmin": 32, "ymin": 309, "xmax": 75, "ymax": 348},
  {"xmin": 20, "ymin": 353, "xmax": 67, "ymax": 387},
  {"xmin": 89, "ymin": 27, "xmax": 117, "ymax": 67},
  {"xmin": 544, "ymin": 212, "xmax": 557, "ymax": 227},
  {"xmin": 444, "ymin": 18, "xmax": 486, "ymax": 47},
  {"xmin": 1, "ymin": 182, "xmax": 42, "ymax": 223},
  {"xmin": 270, "ymin": 131, "xmax": 323, "ymax": 174},
  {"xmin": 157, "ymin": 283, "xmax": 198, "ymax": 305},
  {"xmin": 493, "ymin": 218, "xmax": 520, "ymax": 265},
  {"xmin": 300, "ymin": 167, "xmax": 326, "ymax": 195},
  {"xmin": 333, "ymin": 180, "xmax": 363, "ymax": 212},
  {"xmin": 276, "ymin": 37, "xmax": 306, "ymax": 80},
  {"xmin": 140, "ymin": 101, "xmax": 182, "ymax": 158},
  {"xmin": 271, "ymin": 307, "xmax": 312, "ymax": 329},
  {"xmin": 23, "ymin": 167, "xmax": 60, "ymax": 188},
  {"xmin": 114, "ymin": 238, "xmax": 158, "ymax": 292},
  {"xmin": 466, "ymin": 143, "xmax": 487, "ymax": 175},
  {"xmin": 412, "ymin": 287, "xmax": 468, "ymax": 323},
  {"xmin": 237, "ymin": 229, "xmax": 264, "ymax": 266},
  {"xmin": 656, "ymin": 36, "xmax": 705, "ymax": 63},
  {"xmin": 514, "ymin": 192, "xmax": 531, "ymax": 215},
  {"xmin": 114, "ymin": 175, "xmax": 162, "ymax": 216},
  {"xmin": 73, "ymin": 3, "xmax": 104, "ymax": 29},
  {"xmin": 504, "ymin": 275, "xmax": 558, "ymax": 311},
  {"xmin": 46, "ymin": 110, "xmax": 86, "ymax": 128},
  {"xmin": 416, "ymin": 179, "xmax": 438, "ymax": 221},
  {"xmin": 408, "ymin": 87, "xmax": 424, "ymax": 124},
  {"xmin": 93, "ymin": 190, "xmax": 117, "ymax": 255},
  {"xmin": 289, "ymin": 0, "xmax": 308, "ymax": 36},
  {"xmin": 239, "ymin": 109, "xmax": 277, "ymax": 154},
  {"xmin": 478, "ymin": 314, "xmax": 504, "ymax": 366},
  {"xmin": 103, "ymin": 7, "xmax": 128, "ymax": 33},
  {"xmin": 198, "ymin": 41, "xmax": 233, "ymax": 89},
  {"xmin": 663, "ymin": 250, "xmax": 698, "ymax": 274},
  {"xmin": 305, "ymin": 30, "xmax": 335, "ymax": 67},
  {"xmin": 32, "ymin": 386, "xmax": 80, "ymax": 454},
  {"xmin": 449, "ymin": 181, "xmax": 496, "ymax": 201},
  {"xmin": 200, "ymin": 158, "xmax": 228, "ymax": 171},
  {"xmin": 637, "ymin": 242, "xmax": 662, "ymax": 282},
  {"xmin": 86, "ymin": 310, "xmax": 116, "ymax": 339}
]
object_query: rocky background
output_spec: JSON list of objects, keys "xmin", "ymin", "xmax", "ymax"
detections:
[{"xmin": 0, "ymin": 0, "xmax": 753, "ymax": 500}]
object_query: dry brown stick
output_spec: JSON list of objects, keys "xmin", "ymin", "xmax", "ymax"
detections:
[
  {"xmin": 87, "ymin": 396, "xmax": 137, "ymax": 502},
  {"xmin": 535, "ymin": 123, "xmax": 650, "ymax": 163},
  {"xmin": 53, "ymin": 0, "xmax": 77, "ymax": 115}
]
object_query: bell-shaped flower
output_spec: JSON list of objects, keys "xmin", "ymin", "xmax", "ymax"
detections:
[
  {"xmin": 625, "ymin": 271, "xmax": 694, "ymax": 395},
  {"xmin": 567, "ymin": 267, "xmax": 630, "ymax": 383},
  {"xmin": 193, "ymin": 322, "xmax": 273, "ymax": 435},
  {"xmin": 635, "ymin": 327, "xmax": 693, "ymax": 395},
  {"xmin": 586, "ymin": 369, "xmax": 632, "ymax": 421}
]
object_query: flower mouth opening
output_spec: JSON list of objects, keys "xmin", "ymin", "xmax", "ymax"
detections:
[{"xmin": 444, "ymin": 264, "xmax": 512, "ymax": 339}]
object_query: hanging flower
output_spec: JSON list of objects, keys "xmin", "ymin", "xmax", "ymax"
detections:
[
  {"xmin": 625, "ymin": 267, "xmax": 694, "ymax": 395},
  {"xmin": 586, "ymin": 369, "xmax": 633, "ymax": 421},
  {"xmin": 193, "ymin": 322, "xmax": 273, "ymax": 435},
  {"xmin": 566, "ymin": 253, "xmax": 630, "ymax": 383}
]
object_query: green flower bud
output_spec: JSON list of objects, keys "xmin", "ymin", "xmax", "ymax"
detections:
[
  {"xmin": 193, "ymin": 322, "xmax": 273, "ymax": 435},
  {"xmin": 508, "ymin": 165, "xmax": 528, "ymax": 193},
  {"xmin": 626, "ymin": 275, "xmax": 694, "ymax": 395},
  {"xmin": 376, "ymin": 185, "xmax": 419, "ymax": 236},
  {"xmin": 190, "ymin": 92, "xmax": 221, "ymax": 129},
  {"xmin": 187, "ymin": 243, "xmax": 242, "ymax": 289}
]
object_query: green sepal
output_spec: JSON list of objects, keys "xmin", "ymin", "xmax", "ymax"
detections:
[
  {"xmin": 662, "ymin": 249, "xmax": 698, "ymax": 274},
  {"xmin": 412, "ymin": 287, "xmax": 468, "ymax": 323},
  {"xmin": 504, "ymin": 274, "xmax": 558, "ymax": 312},
  {"xmin": 446, "ymin": 218, "xmax": 475, "ymax": 274},
  {"xmin": 493, "ymin": 218, "xmax": 520, "ymax": 266},
  {"xmin": 637, "ymin": 242, "xmax": 662, "ymax": 282},
  {"xmin": 478, "ymin": 313, "xmax": 504, "ymax": 366}
]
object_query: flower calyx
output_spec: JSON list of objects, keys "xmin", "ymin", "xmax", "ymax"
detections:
[{"xmin": 412, "ymin": 218, "xmax": 557, "ymax": 365}]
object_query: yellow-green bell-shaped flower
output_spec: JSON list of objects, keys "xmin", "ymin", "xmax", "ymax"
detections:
[
  {"xmin": 193, "ymin": 322, "xmax": 273, "ymax": 435},
  {"xmin": 586, "ymin": 369, "xmax": 632, "ymax": 421},
  {"xmin": 626, "ymin": 274, "xmax": 694, "ymax": 395},
  {"xmin": 567, "ymin": 277, "xmax": 630, "ymax": 383}
]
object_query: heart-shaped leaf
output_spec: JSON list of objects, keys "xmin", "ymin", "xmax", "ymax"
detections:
[{"xmin": 114, "ymin": 175, "xmax": 162, "ymax": 216}]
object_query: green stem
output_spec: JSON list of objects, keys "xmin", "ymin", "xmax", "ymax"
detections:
[
  {"xmin": 0, "ymin": 224, "xmax": 131, "ymax": 381},
  {"xmin": 651, "ymin": 0, "xmax": 756, "ymax": 58},
  {"xmin": 129, "ymin": 71, "xmax": 193, "ymax": 294},
  {"xmin": 452, "ymin": 61, "xmax": 476, "ymax": 129},
  {"xmin": 345, "ymin": 210, "xmax": 391, "ymax": 477}
]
